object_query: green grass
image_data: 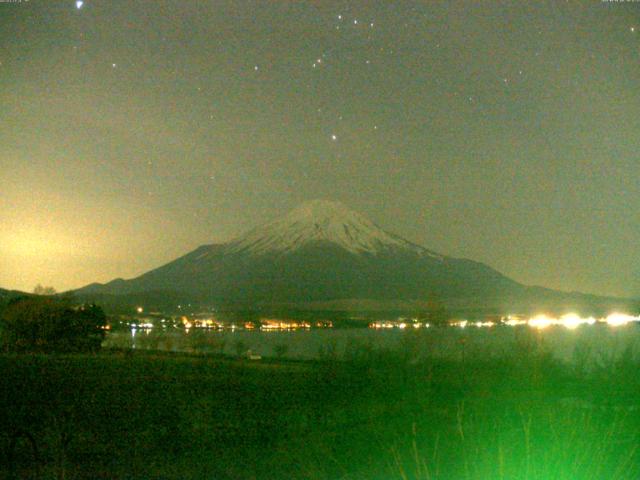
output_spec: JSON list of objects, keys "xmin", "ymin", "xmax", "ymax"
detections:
[{"xmin": 1, "ymin": 338, "xmax": 639, "ymax": 479}]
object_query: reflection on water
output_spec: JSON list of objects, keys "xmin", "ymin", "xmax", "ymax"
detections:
[{"xmin": 104, "ymin": 322, "xmax": 640, "ymax": 364}]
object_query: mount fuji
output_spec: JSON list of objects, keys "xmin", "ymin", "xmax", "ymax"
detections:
[{"xmin": 74, "ymin": 200, "xmax": 629, "ymax": 314}]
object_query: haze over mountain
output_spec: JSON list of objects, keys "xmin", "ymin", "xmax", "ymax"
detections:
[{"xmin": 75, "ymin": 200, "xmax": 633, "ymax": 315}]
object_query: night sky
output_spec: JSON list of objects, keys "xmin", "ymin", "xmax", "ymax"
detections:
[{"xmin": 1, "ymin": 1, "xmax": 639, "ymax": 297}]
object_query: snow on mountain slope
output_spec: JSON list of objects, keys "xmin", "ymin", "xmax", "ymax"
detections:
[
  {"xmin": 225, "ymin": 199, "xmax": 442, "ymax": 258},
  {"xmin": 71, "ymin": 200, "xmax": 632, "ymax": 314}
]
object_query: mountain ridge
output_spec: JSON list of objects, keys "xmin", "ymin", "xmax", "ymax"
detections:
[{"xmin": 73, "ymin": 200, "xmax": 636, "ymax": 315}]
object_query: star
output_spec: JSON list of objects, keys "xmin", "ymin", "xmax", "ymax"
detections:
[{"xmin": 76, "ymin": 1, "xmax": 83, "ymax": 9}]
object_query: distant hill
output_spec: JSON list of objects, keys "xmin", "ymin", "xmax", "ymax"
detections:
[
  {"xmin": 0, "ymin": 288, "xmax": 27, "ymax": 300},
  {"xmin": 74, "ymin": 200, "xmax": 637, "ymax": 316},
  {"xmin": 0, "ymin": 288, "xmax": 31, "ymax": 310}
]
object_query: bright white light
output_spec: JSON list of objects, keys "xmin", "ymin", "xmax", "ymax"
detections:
[
  {"xmin": 528, "ymin": 314, "xmax": 553, "ymax": 330},
  {"xmin": 331, "ymin": 134, "xmax": 337, "ymax": 141},
  {"xmin": 474, "ymin": 321, "xmax": 495, "ymax": 328},
  {"xmin": 504, "ymin": 318, "xmax": 526, "ymax": 326},
  {"xmin": 76, "ymin": 1, "xmax": 83, "ymax": 9},
  {"xmin": 605, "ymin": 313, "xmax": 640, "ymax": 327},
  {"xmin": 559, "ymin": 313, "xmax": 582, "ymax": 330},
  {"xmin": 503, "ymin": 315, "xmax": 527, "ymax": 326},
  {"xmin": 558, "ymin": 313, "xmax": 596, "ymax": 330},
  {"xmin": 136, "ymin": 306, "xmax": 143, "ymax": 314}
]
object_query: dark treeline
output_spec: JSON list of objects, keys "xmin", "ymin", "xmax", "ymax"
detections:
[{"xmin": 0, "ymin": 296, "xmax": 106, "ymax": 354}]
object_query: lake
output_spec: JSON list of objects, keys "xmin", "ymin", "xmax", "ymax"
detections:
[{"xmin": 104, "ymin": 322, "xmax": 640, "ymax": 365}]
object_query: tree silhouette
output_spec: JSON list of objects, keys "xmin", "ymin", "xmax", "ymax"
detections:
[
  {"xmin": 33, "ymin": 284, "xmax": 57, "ymax": 296},
  {"xmin": 0, "ymin": 297, "xmax": 106, "ymax": 353}
]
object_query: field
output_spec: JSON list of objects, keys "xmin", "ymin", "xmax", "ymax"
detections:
[{"xmin": 1, "ymin": 333, "xmax": 640, "ymax": 479}]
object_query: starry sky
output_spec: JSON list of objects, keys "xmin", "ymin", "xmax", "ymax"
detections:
[{"xmin": 1, "ymin": 0, "xmax": 639, "ymax": 297}]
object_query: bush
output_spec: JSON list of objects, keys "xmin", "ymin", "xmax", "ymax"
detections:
[{"xmin": 0, "ymin": 297, "xmax": 106, "ymax": 353}]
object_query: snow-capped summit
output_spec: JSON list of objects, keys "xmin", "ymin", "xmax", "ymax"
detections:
[
  {"xmin": 227, "ymin": 199, "xmax": 437, "ymax": 257},
  {"xmin": 73, "ymin": 199, "xmax": 621, "ymax": 314}
]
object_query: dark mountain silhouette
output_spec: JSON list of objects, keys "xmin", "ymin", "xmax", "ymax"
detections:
[{"xmin": 73, "ymin": 200, "xmax": 636, "ymax": 315}]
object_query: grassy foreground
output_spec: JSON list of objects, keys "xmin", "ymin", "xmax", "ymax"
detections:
[{"xmin": 1, "ymin": 335, "xmax": 639, "ymax": 479}]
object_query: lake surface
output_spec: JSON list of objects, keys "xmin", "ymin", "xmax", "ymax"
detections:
[{"xmin": 104, "ymin": 323, "xmax": 640, "ymax": 364}]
